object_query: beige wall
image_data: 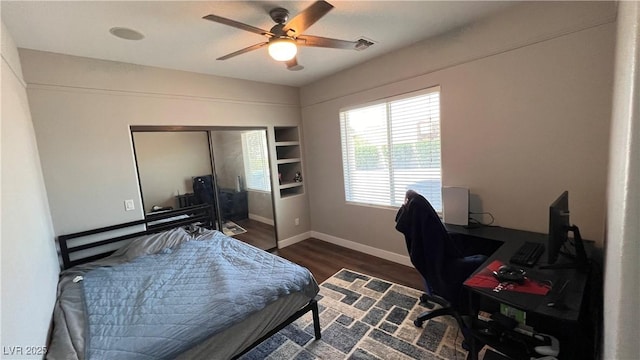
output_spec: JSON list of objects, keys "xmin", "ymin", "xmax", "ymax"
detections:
[
  {"xmin": 1, "ymin": 22, "xmax": 60, "ymax": 356},
  {"xmin": 604, "ymin": 1, "xmax": 640, "ymax": 357},
  {"xmin": 133, "ymin": 131, "xmax": 212, "ymax": 212},
  {"xmin": 301, "ymin": 1, "xmax": 615, "ymax": 258},
  {"xmin": 21, "ymin": 50, "xmax": 309, "ymax": 241},
  {"xmin": 248, "ymin": 190, "xmax": 274, "ymax": 223},
  {"xmin": 211, "ymin": 130, "xmax": 245, "ymax": 190}
]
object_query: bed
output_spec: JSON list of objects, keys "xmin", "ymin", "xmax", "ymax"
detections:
[{"xmin": 47, "ymin": 207, "xmax": 321, "ymax": 360}]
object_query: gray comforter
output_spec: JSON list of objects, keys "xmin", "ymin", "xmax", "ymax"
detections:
[{"xmin": 47, "ymin": 228, "xmax": 318, "ymax": 360}]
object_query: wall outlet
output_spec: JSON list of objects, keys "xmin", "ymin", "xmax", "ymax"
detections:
[
  {"xmin": 124, "ymin": 199, "xmax": 135, "ymax": 211},
  {"xmin": 294, "ymin": 217, "xmax": 300, "ymax": 226}
]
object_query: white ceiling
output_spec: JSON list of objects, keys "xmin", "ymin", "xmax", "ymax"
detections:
[{"xmin": 1, "ymin": 1, "xmax": 514, "ymax": 87}]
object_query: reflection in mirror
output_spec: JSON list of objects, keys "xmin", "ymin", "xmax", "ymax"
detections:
[
  {"xmin": 131, "ymin": 128, "xmax": 277, "ymax": 251},
  {"xmin": 210, "ymin": 129, "xmax": 276, "ymax": 250},
  {"xmin": 132, "ymin": 131, "xmax": 217, "ymax": 228}
]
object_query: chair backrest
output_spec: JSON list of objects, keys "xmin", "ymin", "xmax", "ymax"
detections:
[
  {"xmin": 193, "ymin": 175, "xmax": 215, "ymax": 205},
  {"xmin": 395, "ymin": 190, "xmax": 465, "ymax": 304}
]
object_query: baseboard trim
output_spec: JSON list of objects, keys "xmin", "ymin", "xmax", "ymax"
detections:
[
  {"xmin": 310, "ymin": 231, "xmax": 413, "ymax": 267},
  {"xmin": 278, "ymin": 231, "xmax": 311, "ymax": 248},
  {"xmin": 248, "ymin": 213, "xmax": 275, "ymax": 226}
]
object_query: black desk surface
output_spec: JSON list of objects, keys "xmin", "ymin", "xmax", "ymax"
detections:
[{"xmin": 446, "ymin": 224, "xmax": 592, "ymax": 323}]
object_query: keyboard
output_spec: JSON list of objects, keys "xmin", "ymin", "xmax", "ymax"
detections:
[{"xmin": 510, "ymin": 241, "xmax": 545, "ymax": 267}]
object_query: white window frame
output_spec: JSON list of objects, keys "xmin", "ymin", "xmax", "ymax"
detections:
[
  {"xmin": 241, "ymin": 130, "xmax": 271, "ymax": 193},
  {"xmin": 339, "ymin": 86, "xmax": 442, "ymax": 211}
]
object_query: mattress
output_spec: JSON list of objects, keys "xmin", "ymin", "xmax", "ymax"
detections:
[{"xmin": 47, "ymin": 227, "xmax": 319, "ymax": 360}]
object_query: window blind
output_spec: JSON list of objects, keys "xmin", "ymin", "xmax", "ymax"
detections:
[
  {"xmin": 242, "ymin": 130, "xmax": 271, "ymax": 192},
  {"xmin": 340, "ymin": 87, "xmax": 442, "ymax": 210}
]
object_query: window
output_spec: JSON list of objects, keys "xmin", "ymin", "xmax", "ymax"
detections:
[
  {"xmin": 340, "ymin": 87, "xmax": 442, "ymax": 211},
  {"xmin": 242, "ymin": 130, "xmax": 271, "ymax": 192}
]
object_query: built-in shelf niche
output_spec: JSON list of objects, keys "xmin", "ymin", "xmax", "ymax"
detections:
[{"xmin": 274, "ymin": 126, "xmax": 304, "ymax": 198}]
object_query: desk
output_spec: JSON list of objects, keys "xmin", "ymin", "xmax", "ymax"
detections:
[
  {"xmin": 219, "ymin": 189, "xmax": 248, "ymax": 221},
  {"xmin": 445, "ymin": 224, "xmax": 593, "ymax": 359},
  {"xmin": 176, "ymin": 193, "xmax": 197, "ymax": 208}
]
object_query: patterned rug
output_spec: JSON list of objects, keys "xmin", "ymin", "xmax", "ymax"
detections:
[
  {"xmin": 222, "ymin": 221, "xmax": 247, "ymax": 236},
  {"xmin": 241, "ymin": 269, "xmax": 468, "ymax": 360}
]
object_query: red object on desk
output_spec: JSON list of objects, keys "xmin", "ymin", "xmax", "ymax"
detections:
[{"xmin": 464, "ymin": 260, "xmax": 551, "ymax": 296}]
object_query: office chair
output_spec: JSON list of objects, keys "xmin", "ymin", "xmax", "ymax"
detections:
[
  {"xmin": 192, "ymin": 175, "xmax": 217, "ymax": 228},
  {"xmin": 395, "ymin": 190, "xmax": 487, "ymax": 335},
  {"xmin": 193, "ymin": 175, "xmax": 215, "ymax": 205}
]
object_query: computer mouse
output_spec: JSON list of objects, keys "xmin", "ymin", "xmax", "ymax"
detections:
[{"xmin": 493, "ymin": 265, "xmax": 526, "ymax": 284}]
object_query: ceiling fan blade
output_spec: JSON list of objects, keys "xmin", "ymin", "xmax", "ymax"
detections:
[
  {"xmin": 203, "ymin": 14, "xmax": 273, "ymax": 37},
  {"xmin": 217, "ymin": 42, "xmax": 268, "ymax": 60},
  {"xmin": 286, "ymin": 57, "xmax": 304, "ymax": 71},
  {"xmin": 296, "ymin": 35, "xmax": 364, "ymax": 50},
  {"xmin": 283, "ymin": 0, "xmax": 333, "ymax": 36}
]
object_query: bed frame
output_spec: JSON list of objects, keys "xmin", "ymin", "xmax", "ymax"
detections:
[
  {"xmin": 57, "ymin": 204, "xmax": 213, "ymax": 269},
  {"xmin": 231, "ymin": 299, "xmax": 320, "ymax": 359},
  {"xmin": 56, "ymin": 205, "xmax": 321, "ymax": 358}
]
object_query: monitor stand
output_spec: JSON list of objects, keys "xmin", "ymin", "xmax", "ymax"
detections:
[{"xmin": 540, "ymin": 225, "xmax": 589, "ymax": 271}]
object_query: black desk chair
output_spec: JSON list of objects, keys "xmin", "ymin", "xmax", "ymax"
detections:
[
  {"xmin": 193, "ymin": 175, "xmax": 215, "ymax": 206},
  {"xmin": 395, "ymin": 190, "xmax": 487, "ymax": 353},
  {"xmin": 193, "ymin": 175, "xmax": 217, "ymax": 228}
]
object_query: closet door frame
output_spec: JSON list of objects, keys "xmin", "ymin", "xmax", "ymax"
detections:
[{"xmin": 130, "ymin": 125, "xmax": 278, "ymax": 246}]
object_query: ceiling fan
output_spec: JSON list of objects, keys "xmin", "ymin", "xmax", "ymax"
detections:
[{"xmin": 203, "ymin": 0, "xmax": 374, "ymax": 71}]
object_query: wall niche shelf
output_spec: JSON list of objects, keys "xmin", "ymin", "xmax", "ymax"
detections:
[
  {"xmin": 274, "ymin": 126, "xmax": 304, "ymax": 198},
  {"xmin": 276, "ymin": 158, "xmax": 301, "ymax": 164}
]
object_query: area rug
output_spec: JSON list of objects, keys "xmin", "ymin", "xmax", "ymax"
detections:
[
  {"xmin": 222, "ymin": 220, "xmax": 247, "ymax": 236},
  {"xmin": 240, "ymin": 269, "xmax": 468, "ymax": 360}
]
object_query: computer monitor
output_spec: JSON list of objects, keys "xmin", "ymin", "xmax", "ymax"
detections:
[
  {"xmin": 542, "ymin": 191, "xmax": 589, "ymax": 270},
  {"xmin": 547, "ymin": 191, "xmax": 569, "ymax": 264}
]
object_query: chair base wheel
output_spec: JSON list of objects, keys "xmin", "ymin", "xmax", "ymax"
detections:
[
  {"xmin": 462, "ymin": 340, "xmax": 470, "ymax": 351},
  {"xmin": 419, "ymin": 294, "xmax": 435, "ymax": 309},
  {"xmin": 414, "ymin": 319, "xmax": 424, "ymax": 328}
]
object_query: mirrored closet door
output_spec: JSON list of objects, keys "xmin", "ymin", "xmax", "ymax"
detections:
[
  {"xmin": 209, "ymin": 129, "xmax": 276, "ymax": 250},
  {"xmin": 131, "ymin": 127, "xmax": 277, "ymax": 251}
]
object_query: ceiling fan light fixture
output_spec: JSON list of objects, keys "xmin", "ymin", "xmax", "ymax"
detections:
[{"xmin": 268, "ymin": 37, "xmax": 297, "ymax": 61}]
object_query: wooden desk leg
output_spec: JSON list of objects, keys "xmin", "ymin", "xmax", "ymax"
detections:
[
  {"xmin": 467, "ymin": 339, "xmax": 479, "ymax": 360},
  {"xmin": 466, "ymin": 290, "xmax": 480, "ymax": 360}
]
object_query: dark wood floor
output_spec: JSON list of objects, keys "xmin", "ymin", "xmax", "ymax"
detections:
[
  {"xmin": 275, "ymin": 238, "xmax": 424, "ymax": 291},
  {"xmin": 233, "ymin": 218, "xmax": 277, "ymax": 250}
]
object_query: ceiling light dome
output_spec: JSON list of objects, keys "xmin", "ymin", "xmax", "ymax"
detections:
[{"xmin": 268, "ymin": 37, "xmax": 297, "ymax": 61}]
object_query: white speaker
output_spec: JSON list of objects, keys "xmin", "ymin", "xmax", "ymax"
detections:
[{"xmin": 443, "ymin": 187, "xmax": 469, "ymax": 226}]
